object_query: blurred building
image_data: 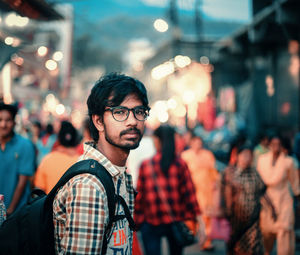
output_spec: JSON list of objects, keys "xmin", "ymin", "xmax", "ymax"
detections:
[
  {"xmin": 212, "ymin": 0, "xmax": 300, "ymax": 139},
  {"xmin": 133, "ymin": 1, "xmax": 244, "ymax": 130},
  {"xmin": 0, "ymin": 0, "xmax": 74, "ymax": 126}
]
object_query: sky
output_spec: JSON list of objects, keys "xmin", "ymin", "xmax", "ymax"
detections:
[{"xmin": 70, "ymin": 0, "xmax": 252, "ymax": 23}]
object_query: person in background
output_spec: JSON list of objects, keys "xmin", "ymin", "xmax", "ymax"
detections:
[
  {"xmin": 34, "ymin": 121, "xmax": 81, "ymax": 194},
  {"xmin": 28, "ymin": 120, "xmax": 43, "ymax": 185},
  {"xmin": 181, "ymin": 133, "xmax": 219, "ymax": 251},
  {"xmin": 282, "ymin": 136, "xmax": 300, "ymax": 234},
  {"xmin": 126, "ymin": 127, "xmax": 155, "ymax": 255},
  {"xmin": 30, "ymin": 120, "xmax": 42, "ymax": 145},
  {"xmin": 257, "ymin": 135, "xmax": 300, "ymax": 255},
  {"xmin": 228, "ymin": 132, "xmax": 247, "ymax": 166},
  {"xmin": 182, "ymin": 128, "xmax": 193, "ymax": 151},
  {"xmin": 174, "ymin": 131, "xmax": 186, "ymax": 155},
  {"xmin": 253, "ymin": 132, "xmax": 269, "ymax": 167},
  {"xmin": 126, "ymin": 127, "xmax": 155, "ymax": 189},
  {"xmin": 282, "ymin": 136, "xmax": 299, "ymax": 169},
  {"xmin": 76, "ymin": 117, "xmax": 92, "ymax": 155},
  {"xmin": 0, "ymin": 102, "xmax": 35, "ymax": 215},
  {"xmin": 135, "ymin": 125, "xmax": 201, "ymax": 255},
  {"xmin": 293, "ymin": 130, "xmax": 300, "ymax": 165},
  {"xmin": 36, "ymin": 123, "xmax": 57, "ymax": 165},
  {"xmin": 221, "ymin": 145, "xmax": 273, "ymax": 255}
]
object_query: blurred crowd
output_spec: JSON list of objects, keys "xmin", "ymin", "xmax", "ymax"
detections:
[{"xmin": 0, "ymin": 100, "xmax": 300, "ymax": 255}]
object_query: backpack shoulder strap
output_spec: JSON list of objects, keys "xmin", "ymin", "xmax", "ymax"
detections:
[
  {"xmin": 115, "ymin": 195, "xmax": 136, "ymax": 231},
  {"xmin": 46, "ymin": 159, "xmax": 116, "ymax": 224},
  {"xmin": 45, "ymin": 159, "xmax": 134, "ymax": 254}
]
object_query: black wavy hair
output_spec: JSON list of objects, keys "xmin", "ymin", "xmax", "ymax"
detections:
[
  {"xmin": 58, "ymin": 121, "xmax": 79, "ymax": 147},
  {"xmin": 153, "ymin": 125, "xmax": 176, "ymax": 176},
  {"xmin": 45, "ymin": 123, "xmax": 54, "ymax": 135},
  {"xmin": 0, "ymin": 102, "xmax": 18, "ymax": 119},
  {"xmin": 87, "ymin": 72, "xmax": 149, "ymax": 142}
]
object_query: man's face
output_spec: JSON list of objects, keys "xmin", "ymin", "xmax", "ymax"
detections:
[
  {"xmin": 0, "ymin": 110, "xmax": 15, "ymax": 140},
  {"xmin": 101, "ymin": 94, "xmax": 146, "ymax": 151}
]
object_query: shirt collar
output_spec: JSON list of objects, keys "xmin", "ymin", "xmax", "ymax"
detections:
[{"xmin": 80, "ymin": 142, "xmax": 122, "ymax": 178}]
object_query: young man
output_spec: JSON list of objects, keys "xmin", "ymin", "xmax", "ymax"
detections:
[
  {"xmin": 0, "ymin": 102, "xmax": 36, "ymax": 215},
  {"xmin": 53, "ymin": 73, "xmax": 150, "ymax": 255}
]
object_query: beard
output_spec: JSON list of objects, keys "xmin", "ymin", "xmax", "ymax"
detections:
[{"xmin": 104, "ymin": 126, "xmax": 143, "ymax": 151}]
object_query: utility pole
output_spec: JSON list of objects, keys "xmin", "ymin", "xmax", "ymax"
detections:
[
  {"xmin": 169, "ymin": 0, "xmax": 180, "ymax": 57},
  {"xmin": 195, "ymin": 0, "xmax": 202, "ymax": 60}
]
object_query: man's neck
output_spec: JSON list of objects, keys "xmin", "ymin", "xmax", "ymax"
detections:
[
  {"xmin": 96, "ymin": 140, "xmax": 129, "ymax": 167},
  {"xmin": 55, "ymin": 145, "xmax": 78, "ymax": 156},
  {"xmin": 0, "ymin": 133, "xmax": 14, "ymax": 150}
]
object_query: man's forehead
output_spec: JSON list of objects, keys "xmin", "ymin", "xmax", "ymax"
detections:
[
  {"xmin": 118, "ymin": 94, "xmax": 143, "ymax": 105},
  {"xmin": 0, "ymin": 109, "xmax": 14, "ymax": 117}
]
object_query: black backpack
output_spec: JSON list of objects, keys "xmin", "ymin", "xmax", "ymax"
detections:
[{"xmin": 0, "ymin": 159, "xmax": 135, "ymax": 255}]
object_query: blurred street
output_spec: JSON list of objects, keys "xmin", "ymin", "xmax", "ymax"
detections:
[
  {"xmin": 140, "ymin": 227, "xmax": 300, "ymax": 254},
  {"xmin": 0, "ymin": 0, "xmax": 300, "ymax": 254},
  {"xmin": 181, "ymin": 234, "xmax": 300, "ymax": 255},
  {"xmin": 136, "ymin": 228, "xmax": 300, "ymax": 254}
]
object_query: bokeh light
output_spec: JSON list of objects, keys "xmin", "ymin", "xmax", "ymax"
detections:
[
  {"xmin": 45, "ymin": 60, "xmax": 58, "ymax": 71},
  {"xmin": 37, "ymin": 46, "xmax": 48, "ymax": 57},
  {"xmin": 153, "ymin": 18, "xmax": 169, "ymax": 32},
  {"xmin": 53, "ymin": 51, "xmax": 63, "ymax": 62}
]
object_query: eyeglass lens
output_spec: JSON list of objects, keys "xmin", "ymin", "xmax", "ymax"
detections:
[{"xmin": 112, "ymin": 107, "xmax": 148, "ymax": 121}]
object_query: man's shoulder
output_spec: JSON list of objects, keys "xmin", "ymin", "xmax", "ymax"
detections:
[
  {"xmin": 13, "ymin": 133, "xmax": 34, "ymax": 147},
  {"xmin": 61, "ymin": 159, "xmax": 114, "ymax": 188},
  {"xmin": 54, "ymin": 172, "xmax": 106, "ymax": 201},
  {"xmin": 9, "ymin": 134, "xmax": 34, "ymax": 154},
  {"xmin": 70, "ymin": 173, "xmax": 105, "ymax": 188}
]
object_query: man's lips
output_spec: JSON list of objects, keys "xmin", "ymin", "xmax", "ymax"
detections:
[
  {"xmin": 120, "ymin": 129, "xmax": 141, "ymax": 138},
  {"xmin": 123, "ymin": 133, "xmax": 139, "ymax": 139}
]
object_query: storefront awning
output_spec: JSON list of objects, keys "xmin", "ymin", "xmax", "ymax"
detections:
[{"xmin": 0, "ymin": 0, "xmax": 63, "ymax": 20}]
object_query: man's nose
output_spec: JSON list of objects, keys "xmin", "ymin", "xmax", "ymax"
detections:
[{"xmin": 126, "ymin": 110, "xmax": 138, "ymax": 125}]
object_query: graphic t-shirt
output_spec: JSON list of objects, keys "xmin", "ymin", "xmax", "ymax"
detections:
[{"xmin": 106, "ymin": 165, "xmax": 133, "ymax": 255}]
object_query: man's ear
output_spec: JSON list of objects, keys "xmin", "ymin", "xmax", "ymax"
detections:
[{"xmin": 92, "ymin": 115, "xmax": 104, "ymax": 132}]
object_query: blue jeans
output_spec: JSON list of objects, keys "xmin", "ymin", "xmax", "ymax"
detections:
[{"xmin": 140, "ymin": 222, "xmax": 183, "ymax": 255}]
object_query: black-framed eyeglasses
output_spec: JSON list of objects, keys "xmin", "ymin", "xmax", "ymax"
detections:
[{"xmin": 105, "ymin": 106, "xmax": 150, "ymax": 122}]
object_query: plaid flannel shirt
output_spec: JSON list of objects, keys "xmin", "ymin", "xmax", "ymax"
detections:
[
  {"xmin": 53, "ymin": 142, "xmax": 135, "ymax": 254},
  {"xmin": 134, "ymin": 153, "xmax": 201, "ymax": 227}
]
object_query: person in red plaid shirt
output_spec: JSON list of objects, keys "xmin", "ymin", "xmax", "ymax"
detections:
[
  {"xmin": 134, "ymin": 125, "xmax": 201, "ymax": 255},
  {"xmin": 53, "ymin": 73, "xmax": 150, "ymax": 255}
]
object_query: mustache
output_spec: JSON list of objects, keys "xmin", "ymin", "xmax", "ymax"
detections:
[{"xmin": 120, "ymin": 127, "xmax": 142, "ymax": 136}]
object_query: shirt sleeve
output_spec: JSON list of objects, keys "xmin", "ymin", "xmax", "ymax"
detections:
[
  {"xmin": 58, "ymin": 181, "xmax": 107, "ymax": 255},
  {"xmin": 18, "ymin": 138, "xmax": 35, "ymax": 176}
]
